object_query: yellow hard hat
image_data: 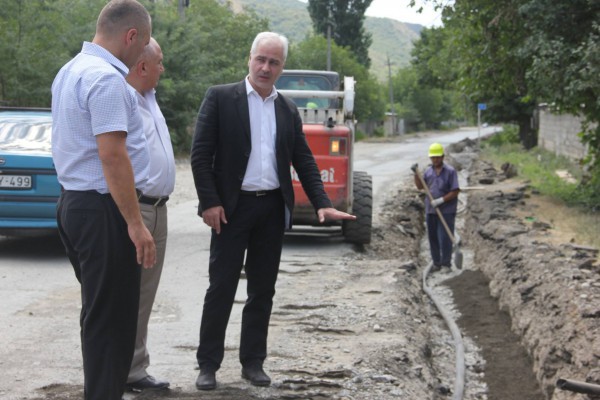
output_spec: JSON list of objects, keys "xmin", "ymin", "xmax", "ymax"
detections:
[
  {"xmin": 306, "ymin": 101, "xmax": 318, "ymax": 109},
  {"xmin": 428, "ymin": 143, "xmax": 444, "ymax": 157}
]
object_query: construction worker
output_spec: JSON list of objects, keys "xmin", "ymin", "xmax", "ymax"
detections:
[{"xmin": 413, "ymin": 143, "xmax": 460, "ymax": 270}]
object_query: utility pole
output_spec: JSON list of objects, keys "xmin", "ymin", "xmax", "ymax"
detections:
[
  {"xmin": 386, "ymin": 54, "xmax": 397, "ymax": 135},
  {"xmin": 326, "ymin": 6, "xmax": 332, "ymax": 71},
  {"xmin": 178, "ymin": 0, "xmax": 187, "ymax": 21},
  {"xmin": 477, "ymin": 103, "xmax": 486, "ymax": 149}
]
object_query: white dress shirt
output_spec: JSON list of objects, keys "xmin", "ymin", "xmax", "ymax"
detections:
[
  {"xmin": 242, "ymin": 77, "xmax": 279, "ymax": 191},
  {"xmin": 135, "ymin": 89, "xmax": 176, "ymax": 197}
]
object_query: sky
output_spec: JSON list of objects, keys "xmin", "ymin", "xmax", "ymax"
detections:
[
  {"xmin": 365, "ymin": 0, "xmax": 443, "ymax": 27},
  {"xmin": 297, "ymin": 0, "xmax": 444, "ymax": 28}
]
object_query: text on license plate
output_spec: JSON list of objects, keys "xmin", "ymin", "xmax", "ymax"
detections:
[{"xmin": 0, "ymin": 175, "xmax": 32, "ymax": 189}]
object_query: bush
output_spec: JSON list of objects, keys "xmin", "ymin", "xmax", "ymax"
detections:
[
  {"xmin": 482, "ymin": 145, "xmax": 600, "ymax": 210},
  {"xmin": 355, "ymin": 130, "xmax": 367, "ymax": 142},
  {"xmin": 485, "ymin": 124, "xmax": 520, "ymax": 147},
  {"xmin": 576, "ymin": 164, "xmax": 600, "ymax": 211},
  {"xmin": 372, "ymin": 127, "xmax": 385, "ymax": 138}
]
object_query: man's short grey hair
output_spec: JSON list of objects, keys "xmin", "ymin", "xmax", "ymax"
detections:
[{"xmin": 250, "ymin": 32, "xmax": 289, "ymax": 61}]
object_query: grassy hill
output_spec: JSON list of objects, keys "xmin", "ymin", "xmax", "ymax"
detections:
[
  {"xmin": 365, "ymin": 17, "xmax": 421, "ymax": 80},
  {"xmin": 219, "ymin": 0, "xmax": 422, "ymax": 82}
]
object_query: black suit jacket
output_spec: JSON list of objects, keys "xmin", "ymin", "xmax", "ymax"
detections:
[{"xmin": 190, "ymin": 80, "xmax": 332, "ymax": 227}]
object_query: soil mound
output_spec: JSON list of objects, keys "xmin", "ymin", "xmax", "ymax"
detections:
[{"xmin": 456, "ymin": 143, "xmax": 600, "ymax": 400}]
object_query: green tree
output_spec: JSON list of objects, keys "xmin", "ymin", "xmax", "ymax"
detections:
[
  {"xmin": 148, "ymin": 0, "xmax": 268, "ymax": 152},
  {"xmin": 410, "ymin": 27, "xmax": 455, "ymax": 89},
  {"xmin": 285, "ymin": 35, "xmax": 384, "ymax": 122},
  {"xmin": 391, "ymin": 66, "xmax": 453, "ymax": 131},
  {"xmin": 307, "ymin": 0, "xmax": 373, "ymax": 68},
  {"xmin": 0, "ymin": 0, "xmax": 98, "ymax": 106},
  {"xmin": 390, "ymin": 66, "xmax": 417, "ymax": 131},
  {"xmin": 413, "ymin": 0, "xmax": 537, "ymax": 148},
  {"xmin": 0, "ymin": 0, "xmax": 389, "ymax": 150},
  {"xmin": 415, "ymin": 0, "xmax": 600, "ymax": 195},
  {"xmin": 522, "ymin": 0, "xmax": 600, "ymax": 172},
  {"xmin": 0, "ymin": 0, "xmax": 267, "ymax": 153},
  {"xmin": 410, "ymin": 27, "xmax": 473, "ymax": 124}
]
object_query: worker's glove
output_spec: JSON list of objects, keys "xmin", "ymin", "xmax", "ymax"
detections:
[
  {"xmin": 410, "ymin": 163, "xmax": 418, "ymax": 173},
  {"xmin": 431, "ymin": 197, "xmax": 445, "ymax": 208}
]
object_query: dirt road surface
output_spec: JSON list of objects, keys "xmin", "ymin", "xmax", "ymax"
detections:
[{"xmin": 1, "ymin": 128, "xmax": 597, "ymax": 400}]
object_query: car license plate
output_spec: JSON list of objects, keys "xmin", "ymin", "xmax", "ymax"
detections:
[{"xmin": 0, "ymin": 175, "xmax": 32, "ymax": 189}]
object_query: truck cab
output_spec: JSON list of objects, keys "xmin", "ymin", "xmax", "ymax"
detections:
[{"xmin": 276, "ymin": 70, "xmax": 372, "ymax": 244}]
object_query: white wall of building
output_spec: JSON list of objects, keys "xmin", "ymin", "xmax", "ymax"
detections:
[{"xmin": 538, "ymin": 108, "xmax": 590, "ymax": 161}]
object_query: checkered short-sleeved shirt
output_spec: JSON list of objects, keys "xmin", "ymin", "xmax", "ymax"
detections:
[{"xmin": 51, "ymin": 41, "xmax": 149, "ymax": 193}]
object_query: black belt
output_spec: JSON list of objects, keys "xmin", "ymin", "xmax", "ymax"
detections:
[
  {"xmin": 138, "ymin": 192, "xmax": 169, "ymax": 207},
  {"xmin": 240, "ymin": 188, "xmax": 280, "ymax": 197}
]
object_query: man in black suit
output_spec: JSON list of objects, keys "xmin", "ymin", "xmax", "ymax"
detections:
[{"xmin": 191, "ymin": 31, "xmax": 356, "ymax": 391}]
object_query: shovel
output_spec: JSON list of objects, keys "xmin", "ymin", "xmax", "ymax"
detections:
[{"xmin": 411, "ymin": 164, "xmax": 463, "ymax": 269}]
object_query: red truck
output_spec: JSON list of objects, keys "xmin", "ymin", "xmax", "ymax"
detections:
[{"xmin": 276, "ymin": 70, "xmax": 372, "ymax": 244}]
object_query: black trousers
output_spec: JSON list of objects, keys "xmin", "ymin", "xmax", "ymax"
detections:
[
  {"xmin": 426, "ymin": 212, "xmax": 456, "ymax": 266},
  {"xmin": 57, "ymin": 191, "xmax": 140, "ymax": 400},
  {"xmin": 196, "ymin": 192, "xmax": 285, "ymax": 370}
]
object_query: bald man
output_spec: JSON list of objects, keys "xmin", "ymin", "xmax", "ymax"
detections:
[
  {"xmin": 125, "ymin": 38, "xmax": 174, "ymax": 392},
  {"xmin": 51, "ymin": 1, "xmax": 154, "ymax": 398}
]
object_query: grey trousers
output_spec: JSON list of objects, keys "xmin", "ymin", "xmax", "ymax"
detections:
[{"xmin": 127, "ymin": 203, "xmax": 168, "ymax": 382}]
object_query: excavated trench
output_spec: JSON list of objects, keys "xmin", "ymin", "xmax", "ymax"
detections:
[
  {"xmin": 415, "ymin": 193, "xmax": 545, "ymax": 398},
  {"xmin": 444, "ymin": 270, "xmax": 545, "ymax": 400},
  {"xmin": 427, "ymin": 139, "xmax": 546, "ymax": 400},
  {"xmin": 438, "ymin": 139, "xmax": 599, "ymax": 400}
]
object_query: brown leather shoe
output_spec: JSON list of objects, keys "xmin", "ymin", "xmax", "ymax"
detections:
[
  {"xmin": 241, "ymin": 364, "xmax": 271, "ymax": 386},
  {"xmin": 196, "ymin": 369, "xmax": 217, "ymax": 390}
]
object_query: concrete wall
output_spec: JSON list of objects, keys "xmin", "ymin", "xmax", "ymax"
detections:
[
  {"xmin": 538, "ymin": 109, "xmax": 589, "ymax": 160},
  {"xmin": 383, "ymin": 115, "xmax": 404, "ymax": 136},
  {"xmin": 356, "ymin": 114, "xmax": 404, "ymax": 137}
]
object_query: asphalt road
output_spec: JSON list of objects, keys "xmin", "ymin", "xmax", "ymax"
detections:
[{"xmin": 0, "ymin": 126, "xmax": 498, "ymax": 399}]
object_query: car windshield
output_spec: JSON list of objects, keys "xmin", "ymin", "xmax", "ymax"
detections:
[
  {"xmin": 276, "ymin": 76, "xmax": 334, "ymax": 108},
  {"xmin": 277, "ymin": 76, "xmax": 333, "ymax": 91},
  {"xmin": 0, "ymin": 114, "xmax": 52, "ymax": 153}
]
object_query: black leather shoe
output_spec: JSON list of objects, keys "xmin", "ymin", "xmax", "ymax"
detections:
[
  {"xmin": 241, "ymin": 364, "xmax": 271, "ymax": 386},
  {"xmin": 196, "ymin": 369, "xmax": 217, "ymax": 390},
  {"xmin": 126, "ymin": 375, "xmax": 170, "ymax": 392}
]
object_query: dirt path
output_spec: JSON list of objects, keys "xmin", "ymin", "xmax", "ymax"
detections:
[{"xmin": 28, "ymin": 140, "xmax": 599, "ymax": 400}]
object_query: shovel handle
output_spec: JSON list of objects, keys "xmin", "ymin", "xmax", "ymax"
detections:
[{"xmin": 414, "ymin": 169, "xmax": 457, "ymax": 244}]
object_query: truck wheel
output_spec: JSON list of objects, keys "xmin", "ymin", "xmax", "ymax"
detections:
[{"xmin": 343, "ymin": 171, "xmax": 372, "ymax": 244}]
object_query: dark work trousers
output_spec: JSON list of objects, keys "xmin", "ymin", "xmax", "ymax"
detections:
[
  {"xmin": 196, "ymin": 191, "xmax": 285, "ymax": 371},
  {"xmin": 57, "ymin": 190, "xmax": 140, "ymax": 400},
  {"xmin": 426, "ymin": 212, "xmax": 456, "ymax": 266}
]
